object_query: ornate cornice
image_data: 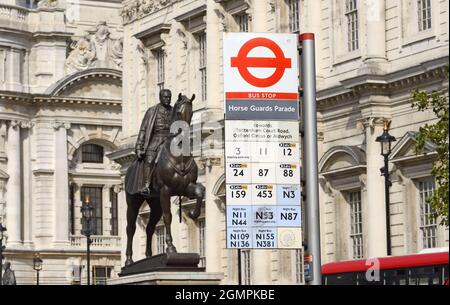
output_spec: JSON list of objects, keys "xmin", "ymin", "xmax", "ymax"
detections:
[
  {"xmin": 8, "ymin": 119, "xmax": 33, "ymax": 130},
  {"xmin": 45, "ymin": 68, "xmax": 122, "ymax": 96},
  {"xmin": 317, "ymin": 63, "xmax": 448, "ymax": 111},
  {"xmin": 37, "ymin": 0, "xmax": 59, "ymax": 9},
  {"xmin": 52, "ymin": 121, "xmax": 71, "ymax": 130},
  {"xmin": 121, "ymin": 0, "xmax": 177, "ymax": 25},
  {"xmin": 0, "ymin": 93, "xmax": 121, "ymax": 107}
]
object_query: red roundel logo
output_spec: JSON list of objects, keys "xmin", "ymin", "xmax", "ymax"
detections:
[{"xmin": 230, "ymin": 37, "xmax": 292, "ymax": 88}]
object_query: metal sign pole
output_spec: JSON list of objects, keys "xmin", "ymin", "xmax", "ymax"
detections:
[{"xmin": 299, "ymin": 33, "xmax": 322, "ymax": 285}]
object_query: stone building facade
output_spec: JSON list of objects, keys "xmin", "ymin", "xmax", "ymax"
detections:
[
  {"xmin": 0, "ymin": 0, "xmax": 124, "ymax": 284},
  {"xmin": 1, "ymin": 0, "xmax": 448, "ymax": 285},
  {"xmin": 114, "ymin": 0, "xmax": 448, "ymax": 285}
]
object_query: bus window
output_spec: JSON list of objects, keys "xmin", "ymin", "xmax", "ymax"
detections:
[
  {"xmin": 383, "ymin": 269, "xmax": 407, "ymax": 285},
  {"xmin": 356, "ymin": 272, "xmax": 382, "ymax": 285},
  {"xmin": 409, "ymin": 266, "xmax": 442, "ymax": 285},
  {"xmin": 324, "ymin": 273, "xmax": 357, "ymax": 285}
]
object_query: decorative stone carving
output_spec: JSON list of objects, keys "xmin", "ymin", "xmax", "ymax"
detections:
[
  {"xmin": 65, "ymin": 36, "xmax": 96, "ymax": 74},
  {"xmin": 214, "ymin": 9, "xmax": 227, "ymax": 32},
  {"xmin": 121, "ymin": 0, "xmax": 175, "ymax": 25},
  {"xmin": 7, "ymin": 120, "xmax": 33, "ymax": 130},
  {"xmin": 176, "ymin": 29, "xmax": 188, "ymax": 49},
  {"xmin": 52, "ymin": 121, "xmax": 71, "ymax": 130},
  {"xmin": 198, "ymin": 157, "xmax": 222, "ymax": 170},
  {"xmin": 65, "ymin": 22, "xmax": 123, "ymax": 74},
  {"xmin": 358, "ymin": 117, "xmax": 386, "ymax": 134},
  {"xmin": 137, "ymin": 39, "xmax": 148, "ymax": 65},
  {"xmin": 37, "ymin": 0, "xmax": 58, "ymax": 9},
  {"xmin": 358, "ymin": 174, "xmax": 367, "ymax": 191},
  {"xmin": 0, "ymin": 121, "xmax": 7, "ymax": 161},
  {"xmin": 113, "ymin": 184, "xmax": 123, "ymax": 194},
  {"xmin": 110, "ymin": 161, "xmax": 122, "ymax": 171},
  {"xmin": 319, "ymin": 176, "xmax": 334, "ymax": 197}
]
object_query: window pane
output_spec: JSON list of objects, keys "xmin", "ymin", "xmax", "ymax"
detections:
[
  {"xmin": 93, "ymin": 266, "xmax": 112, "ymax": 285},
  {"xmin": 110, "ymin": 188, "xmax": 118, "ymax": 236},
  {"xmin": 242, "ymin": 250, "xmax": 252, "ymax": 285},
  {"xmin": 348, "ymin": 190, "xmax": 363, "ymax": 259},
  {"xmin": 418, "ymin": 179, "xmax": 437, "ymax": 249},
  {"xmin": 81, "ymin": 186, "xmax": 102, "ymax": 235},
  {"xmin": 236, "ymin": 13, "xmax": 249, "ymax": 32},
  {"xmin": 156, "ymin": 226, "xmax": 165, "ymax": 254},
  {"xmin": 81, "ymin": 144, "xmax": 104, "ymax": 163},
  {"xmin": 198, "ymin": 33, "xmax": 207, "ymax": 101},
  {"xmin": 198, "ymin": 219, "xmax": 206, "ymax": 267},
  {"xmin": 345, "ymin": 0, "xmax": 359, "ymax": 52},
  {"xmin": 418, "ymin": 0, "xmax": 432, "ymax": 31},
  {"xmin": 288, "ymin": 0, "xmax": 300, "ymax": 32},
  {"xmin": 156, "ymin": 49, "xmax": 165, "ymax": 91},
  {"xmin": 294, "ymin": 248, "xmax": 304, "ymax": 284}
]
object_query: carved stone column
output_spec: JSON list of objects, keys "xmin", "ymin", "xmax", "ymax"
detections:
[
  {"xmin": 251, "ymin": 0, "xmax": 267, "ymax": 32},
  {"xmin": 52, "ymin": 121, "xmax": 71, "ymax": 246},
  {"xmin": 0, "ymin": 121, "xmax": 7, "ymax": 162},
  {"xmin": 207, "ymin": 1, "xmax": 222, "ymax": 110},
  {"xmin": 359, "ymin": 0, "xmax": 388, "ymax": 75},
  {"xmin": 204, "ymin": 157, "xmax": 223, "ymax": 273},
  {"xmin": 6, "ymin": 120, "xmax": 22, "ymax": 246},
  {"xmin": 22, "ymin": 121, "xmax": 34, "ymax": 247},
  {"xmin": 363, "ymin": 117, "xmax": 387, "ymax": 257},
  {"xmin": 73, "ymin": 183, "xmax": 83, "ymax": 235},
  {"xmin": 103, "ymin": 184, "xmax": 112, "ymax": 236}
]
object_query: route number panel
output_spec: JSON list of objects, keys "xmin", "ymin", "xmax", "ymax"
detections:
[{"xmin": 224, "ymin": 33, "xmax": 302, "ymax": 249}]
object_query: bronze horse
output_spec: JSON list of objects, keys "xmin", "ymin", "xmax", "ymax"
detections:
[{"xmin": 124, "ymin": 93, "xmax": 205, "ymax": 266}]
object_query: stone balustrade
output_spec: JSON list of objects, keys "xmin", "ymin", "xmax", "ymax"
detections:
[
  {"xmin": 0, "ymin": 4, "xmax": 29, "ymax": 32},
  {"xmin": 70, "ymin": 235, "xmax": 121, "ymax": 251}
]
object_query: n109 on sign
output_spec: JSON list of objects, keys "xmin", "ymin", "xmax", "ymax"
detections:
[{"xmin": 227, "ymin": 228, "xmax": 252, "ymax": 248}]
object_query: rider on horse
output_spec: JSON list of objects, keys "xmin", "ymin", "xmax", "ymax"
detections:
[{"xmin": 135, "ymin": 89, "xmax": 173, "ymax": 197}]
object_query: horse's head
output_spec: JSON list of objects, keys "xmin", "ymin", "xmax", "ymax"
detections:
[{"xmin": 172, "ymin": 93, "xmax": 195, "ymax": 124}]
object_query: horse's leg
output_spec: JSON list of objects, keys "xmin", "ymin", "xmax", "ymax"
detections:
[
  {"xmin": 160, "ymin": 186, "xmax": 177, "ymax": 253},
  {"xmin": 185, "ymin": 182, "xmax": 205, "ymax": 219},
  {"xmin": 125, "ymin": 192, "xmax": 142, "ymax": 266},
  {"xmin": 145, "ymin": 197, "xmax": 162, "ymax": 257}
]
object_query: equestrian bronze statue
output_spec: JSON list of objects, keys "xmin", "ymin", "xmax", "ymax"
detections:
[{"xmin": 124, "ymin": 90, "xmax": 205, "ymax": 266}]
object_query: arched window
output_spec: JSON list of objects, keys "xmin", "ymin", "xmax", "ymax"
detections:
[{"xmin": 81, "ymin": 144, "xmax": 104, "ymax": 163}]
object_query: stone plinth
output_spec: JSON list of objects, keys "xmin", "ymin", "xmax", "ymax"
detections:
[
  {"xmin": 108, "ymin": 271, "xmax": 224, "ymax": 285},
  {"xmin": 108, "ymin": 253, "xmax": 224, "ymax": 285}
]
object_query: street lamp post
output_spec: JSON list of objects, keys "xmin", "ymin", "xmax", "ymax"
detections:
[
  {"xmin": 375, "ymin": 120, "xmax": 396, "ymax": 256},
  {"xmin": 0, "ymin": 223, "xmax": 6, "ymax": 286},
  {"xmin": 33, "ymin": 253, "xmax": 43, "ymax": 285},
  {"xmin": 81, "ymin": 196, "xmax": 94, "ymax": 285}
]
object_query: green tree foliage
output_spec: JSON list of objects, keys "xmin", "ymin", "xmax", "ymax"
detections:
[{"xmin": 411, "ymin": 67, "xmax": 449, "ymax": 226}]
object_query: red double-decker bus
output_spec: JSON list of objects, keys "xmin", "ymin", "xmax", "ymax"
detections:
[{"xmin": 321, "ymin": 251, "xmax": 449, "ymax": 285}]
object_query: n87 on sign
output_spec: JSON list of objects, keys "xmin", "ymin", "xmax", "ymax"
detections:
[{"xmin": 224, "ymin": 32, "xmax": 302, "ymax": 250}]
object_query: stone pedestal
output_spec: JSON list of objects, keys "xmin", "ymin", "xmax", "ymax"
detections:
[{"xmin": 108, "ymin": 253, "xmax": 224, "ymax": 285}]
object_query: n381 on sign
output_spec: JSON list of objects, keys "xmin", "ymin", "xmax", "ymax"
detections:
[{"xmin": 253, "ymin": 228, "xmax": 277, "ymax": 248}]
